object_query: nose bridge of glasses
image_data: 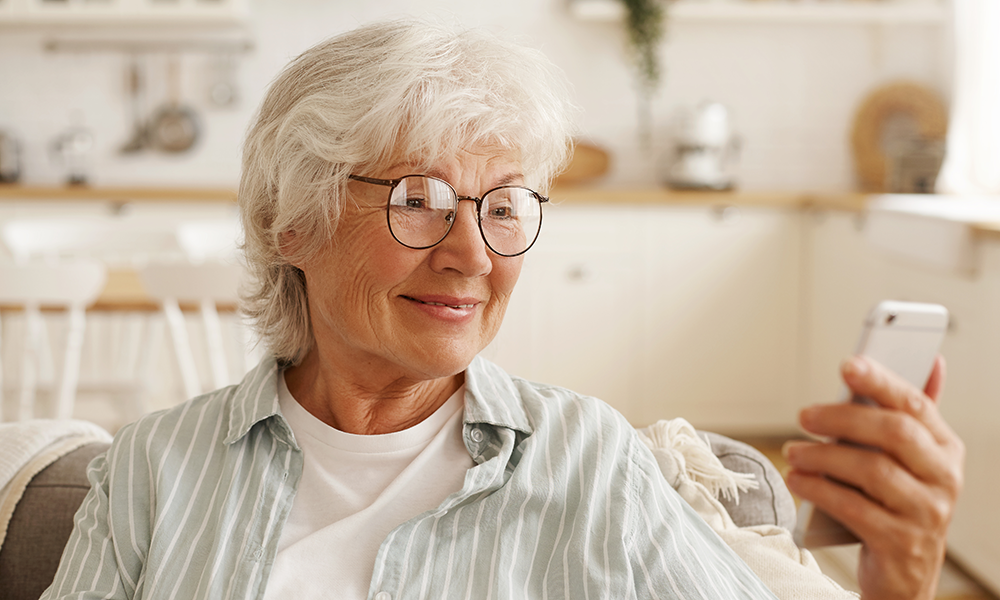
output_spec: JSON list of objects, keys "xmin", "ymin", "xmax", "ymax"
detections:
[
  {"xmin": 456, "ymin": 195, "xmax": 482, "ymax": 209},
  {"xmin": 446, "ymin": 196, "xmax": 484, "ymax": 225}
]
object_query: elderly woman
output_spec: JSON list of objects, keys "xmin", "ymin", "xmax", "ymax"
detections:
[{"xmin": 43, "ymin": 20, "xmax": 962, "ymax": 600}]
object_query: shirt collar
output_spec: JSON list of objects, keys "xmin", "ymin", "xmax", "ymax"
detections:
[
  {"xmin": 462, "ymin": 355, "xmax": 533, "ymax": 436},
  {"xmin": 223, "ymin": 354, "xmax": 534, "ymax": 445},
  {"xmin": 223, "ymin": 356, "xmax": 286, "ymax": 446}
]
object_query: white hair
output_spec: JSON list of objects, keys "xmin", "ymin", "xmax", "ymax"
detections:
[{"xmin": 239, "ymin": 19, "xmax": 578, "ymax": 365}]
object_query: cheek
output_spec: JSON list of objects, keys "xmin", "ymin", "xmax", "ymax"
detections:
[{"xmin": 490, "ymin": 256, "xmax": 523, "ymax": 305}]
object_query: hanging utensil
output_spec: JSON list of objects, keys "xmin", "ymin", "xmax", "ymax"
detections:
[
  {"xmin": 208, "ymin": 53, "xmax": 239, "ymax": 108},
  {"xmin": 148, "ymin": 57, "xmax": 201, "ymax": 153},
  {"xmin": 120, "ymin": 57, "xmax": 148, "ymax": 154}
]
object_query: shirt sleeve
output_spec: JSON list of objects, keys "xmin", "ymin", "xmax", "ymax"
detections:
[
  {"xmin": 623, "ymin": 433, "xmax": 780, "ymax": 600},
  {"xmin": 41, "ymin": 432, "xmax": 145, "ymax": 600}
]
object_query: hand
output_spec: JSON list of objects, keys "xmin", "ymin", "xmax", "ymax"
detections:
[{"xmin": 784, "ymin": 355, "xmax": 965, "ymax": 600}]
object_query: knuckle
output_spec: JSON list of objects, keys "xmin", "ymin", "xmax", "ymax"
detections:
[
  {"xmin": 925, "ymin": 496, "xmax": 953, "ymax": 530},
  {"xmin": 868, "ymin": 454, "xmax": 898, "ymax": 492},
  {"xmin": 953, "ymin": 436, "xmax": 967, "ymax": 464},
  {"xmin": 896, "ymin": 526, "xmax": 930, "ymax": 563},
  {"xmin": 883, "ymin": 414, "xmax": 920, "ymax": 448},
  {"xmin": 907, "ymin": 391, "xmax": 927, "ymax": 415},
  {"xmin": 941, "ymin": 463, "xmax": 964, "ymax": 497}
]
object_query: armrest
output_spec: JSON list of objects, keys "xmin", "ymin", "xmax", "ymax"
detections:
[{"xmin": 0, "ymin": 442, "xmax": 110, "ymax": 600}]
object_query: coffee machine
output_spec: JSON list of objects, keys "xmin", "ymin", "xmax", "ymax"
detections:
[{"xmin": 665, "ymin": 102, "xmax": 739, "ymax": 191}]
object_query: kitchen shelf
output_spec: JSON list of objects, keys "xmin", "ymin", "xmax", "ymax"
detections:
[
  {"xmin": 0, "ymin": 0, "xmax": 249, "ymax": 27},
  {"xmin": 571, "ymin": 0, "xmax": 949, "ymax": 25}
]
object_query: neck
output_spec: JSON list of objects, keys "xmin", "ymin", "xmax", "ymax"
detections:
[{"xmin": 283, "ymin": 348, "xmax": 463, "ymax": 435}]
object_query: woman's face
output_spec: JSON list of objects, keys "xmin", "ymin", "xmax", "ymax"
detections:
[{"xmin": 297, "ymin": 145, "xmax": 525, "ymax": 383}]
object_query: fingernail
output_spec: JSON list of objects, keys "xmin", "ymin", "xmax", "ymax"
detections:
[
  {"xmin": 908, "ymin": 395, "xmax": 923, "ymax": 413},
  {"xmin": 782, "ymin": 440, "xmax": 810, "ymax": 461},
  {"xmin": 799, "ymin": 406, "xmax": 818, "ymax": 427}
]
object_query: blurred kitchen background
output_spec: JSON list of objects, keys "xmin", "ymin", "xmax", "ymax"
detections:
[{"xmin": 1, "ymin": 0, "xmax": 998, "ymax": 596}]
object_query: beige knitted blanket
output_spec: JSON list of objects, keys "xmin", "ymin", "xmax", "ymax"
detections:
[{"xmin": 637, "ymin": 418, "xmax": 858, "ymax": 600}]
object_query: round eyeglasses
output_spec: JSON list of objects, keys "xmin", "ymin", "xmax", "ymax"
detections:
[{"xmin": 348, "ymin": 174, "xmax": 548, "ymax": 257}]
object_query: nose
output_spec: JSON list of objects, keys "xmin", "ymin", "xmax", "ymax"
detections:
[{"xmin": 429, "ymin": 199, "xmax": 492, "ymax": 276}]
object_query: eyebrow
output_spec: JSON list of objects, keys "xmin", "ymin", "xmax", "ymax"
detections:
[
  {"xmin": 381, "ymin": 161, "xmax": 524, "ymax": 188},
  {"xmin": 419, "ymin": 169, "xmax": 525, "ymax": 189}
]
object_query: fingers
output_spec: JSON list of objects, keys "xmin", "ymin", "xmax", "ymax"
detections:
[
  {"xmin": 784, "ymin": 466, "xmax": 902, "ymax": 545},
  {"xmin": 798, "ymin": 403, "xmax": 955, "ymax": 486},
  {"xmin": 839, "ymin": 356, "xmax": 956, "ymax": 448},
  {"xmin": 784, "ymin": 441, "xmax": 942, "ymax": 525},
  {"xmin": 924, "ymin": 355, "xmax": 946, "ymax": 402}
]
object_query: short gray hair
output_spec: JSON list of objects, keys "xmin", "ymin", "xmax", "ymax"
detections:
[{"xmin": 239, "ymin": 19, "xmax": 577, "ymax": 365}]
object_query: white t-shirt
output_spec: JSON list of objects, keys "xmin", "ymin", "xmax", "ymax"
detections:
[{"xmin": 263, "ymin": 374, "xmax": 474, "ymax": 600}]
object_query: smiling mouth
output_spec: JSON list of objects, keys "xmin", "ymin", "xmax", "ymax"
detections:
[{"xmin": 403, "ymin": 296, "xmax": 476, "ymax": 309}]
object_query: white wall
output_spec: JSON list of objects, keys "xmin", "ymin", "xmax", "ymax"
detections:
[{"xmin": 0, "ymin": 0, "xmax": 951, "ymax": 191}]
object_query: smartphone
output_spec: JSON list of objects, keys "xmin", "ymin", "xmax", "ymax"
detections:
[{"xmin": 792, "ymin": 300, "xmax": 949, "ymax": 548}]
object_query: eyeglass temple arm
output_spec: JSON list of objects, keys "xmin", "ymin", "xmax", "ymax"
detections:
[{"xmin": 347, "ymin": 174, "xmax": 400, "ymax": 187}]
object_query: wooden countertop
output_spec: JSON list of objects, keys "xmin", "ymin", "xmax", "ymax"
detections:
[
  {"xmin": 973, "ymin": 222, "xmax": 1000, "ymax": 241},
  {"xmin": 0, "ymin": 184, "xmax": 236, "ymax": 203},
  {"xmin": 2, "ymin": 183, "xmax": 864, "ymax": 208},
  {"xmin": 4, "ymin": 182, "xmax": 997, "ymax": 239},
  {"xmin": 0, "ymin": 183, "xmax": 876, "ymax": 213},
  {"xmin": 4, "ymin": 184, "xmax": 994, "ymax": 234},
  {"xmin": 0, "ymin": 269, "xmax": 235, "ymax": 313},
  {"xmin": 550, "ymin": 185, "xmax": 870, "ymax": 212}
]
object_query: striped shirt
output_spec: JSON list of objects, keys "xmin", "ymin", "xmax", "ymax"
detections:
[{"xmin": 43, "ymin": 355, "xmax": 778, "ymax": 600}]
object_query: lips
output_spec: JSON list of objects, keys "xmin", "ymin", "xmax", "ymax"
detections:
[{"xmin": 402, "ymin": 295, "xmax": 480, "ymax": 310}]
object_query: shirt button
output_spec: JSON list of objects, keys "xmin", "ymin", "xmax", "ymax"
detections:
[
  {"xmin": 374, "ymin": 592, "xmax": 391, "ymax": 600},
  {"xmin": 470, "ymin": 427, "xmax": 485, "ymax": 443}
]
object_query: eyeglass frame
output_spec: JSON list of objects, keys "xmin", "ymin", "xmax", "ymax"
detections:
[{"xmin": 348, "ymin": 173, "xmax": 549, "ymax": 257}]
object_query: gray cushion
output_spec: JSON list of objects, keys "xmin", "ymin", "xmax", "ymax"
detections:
[
  {"xmin": 0, "ymin": 442, "xmax": 109, "ymax": 600},
  {"xmin": 700, "ymin": 431, "xmax": 797, "ymax": 531}
]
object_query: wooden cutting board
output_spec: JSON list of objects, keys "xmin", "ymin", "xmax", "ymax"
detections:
[{"xmin": 553, "ymin": 140, "xmax": 610, "ymax": 186}]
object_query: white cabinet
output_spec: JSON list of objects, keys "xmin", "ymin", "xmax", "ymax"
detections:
[
  {"xmin": 637, "ymin": 205, "xmax": 801, "ymax": 432},
  {"xmin": 484, "ymin": 203, "xmax": 802, "ymax": 433},
  {"xmin": 484, "ymin": 206, "xmax": 644, "ymax": 417},
  {"xmin": 947, "ymin": 240, "xmax": 1000, "ymax": 595}
]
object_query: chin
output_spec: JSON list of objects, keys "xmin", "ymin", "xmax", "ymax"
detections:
[{"xmin": 406, "ymin": 342, "xmax": 483, "ymax": 380}]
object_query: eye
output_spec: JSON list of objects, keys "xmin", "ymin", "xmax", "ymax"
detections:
[
  {"xmin": 488, "ymin": 205, "xmax": 514, "ymax": 219},
  {"xmin": 403, "ymin": 196, "xmax": 429, "ymax": 210}
]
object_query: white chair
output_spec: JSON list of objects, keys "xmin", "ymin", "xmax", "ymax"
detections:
[
  {"xmin": 0, "ymin": 260, "xmax": 107, "ymax": 421},
  {"xmin": 176, "ymin": 218, "xmax": 242, "ymax": 262},
  {"xmin": 137, "ymin": 261, "xmax": 249, "ymax": 400},
  {"xmin": 0, "ymin": 216, "xmax": 187, "ymax": 427},
  {"xmin": 1, "ymin": 216, "xmax": 182, "ymax": 266}
]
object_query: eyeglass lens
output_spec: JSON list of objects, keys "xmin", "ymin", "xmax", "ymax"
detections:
[{"xmin": 387, "ymin": 175, "xmax": 542, "ymax": 256}]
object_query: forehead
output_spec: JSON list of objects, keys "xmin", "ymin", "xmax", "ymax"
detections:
[{"xmin": 378, "ymin": 143, "xmax": 523, "ymax": 181}]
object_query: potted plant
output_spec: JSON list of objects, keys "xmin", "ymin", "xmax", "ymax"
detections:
[{"xmin": 621, "ymin": 0, "xmax": 666, "ymax": 147}]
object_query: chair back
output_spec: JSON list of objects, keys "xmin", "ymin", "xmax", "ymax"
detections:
[
  {"xmin": 1, "ymin": 216, "xmax": 181, "ymax": 265},
  {"xmin": 176, "ymin": 218, "xmax": 242, "ymax": 263},
  {"xmin": 139, "ymin": 261, "xmax": 242, "ymax": 304},
  {"xmin": 137, "ymin": 261, "xmax": 252, "ymax": 400},
  {"xmin": 0, "ymin": 260, "xmax": 107, "ymax": 421},
  {"xmin": 0, "ymin": 261, "xmax": 107, "ymax": 306}
]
